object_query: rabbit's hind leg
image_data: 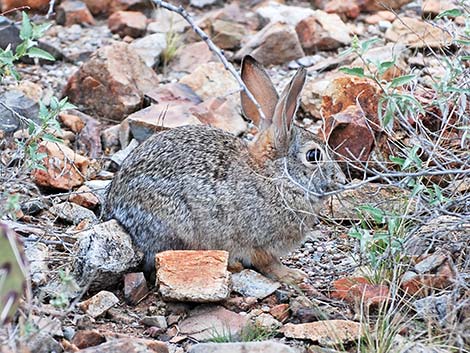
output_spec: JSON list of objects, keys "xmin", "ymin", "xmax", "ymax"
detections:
[{"xmin": 251, "ymin": 248, "xmax": 307, "ymax": 284}]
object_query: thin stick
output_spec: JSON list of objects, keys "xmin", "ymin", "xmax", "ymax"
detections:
[
  {"xmin": 152, "ymin": 0, "xmax": 267, "ymax": 121},
  {"xmin": 46, "ymin": 0, "xmax": 56, "ymax": 19}
]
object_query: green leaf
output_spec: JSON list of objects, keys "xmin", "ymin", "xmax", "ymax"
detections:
[
  {"xmin": 42, "ymin": 133, "xmax": 63, "ymax": 144},
  {"xmin": 339, "ymin": 67, "xmax": 365, "ymax": 77},
  {"xmin": 26, "ymin": 47, "xmax": 55, "ymax": 61},
  {"xmin": 377, "ymin": 61, "xmax": 394, "ymax": 75},
  {"xmin": 389, "ymin": 155, "xmax": 405, "ymax": 167},
  {"xmin": 436, "ymin": 8, "xmax": 462, "ymax": 19},
  {"xmin": 389, "ymin": 74, "xmax": 416, "ymax": 88},
  {"xmin": 32, "ymin": 22, "xmax": 52, "ymax": 40},
  {"xmin": 19, "ymin": 12, "xmax": 33, "ymax": 40},
  {"xmin": 361, "ymin": 37, "xmax": 380, "ymax": 53},
  {"xmin": 357, "ymin": 205, "xmax": 385, "ymax": 223},
  {"xmin": 455, "ymin": 39, "xmax": 470, "ymax": 46}
]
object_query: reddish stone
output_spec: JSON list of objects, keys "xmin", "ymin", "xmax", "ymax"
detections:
[
  {"xmin": 156, "ymin": 250, "xmax": 231, "ymax": 302},
  {"xmin": 69, "ymin": 185, "xmax": 100, "ymax": 209},
  {"xmin": 56, "ymin": 0, "xmax": 95, "ymax": 27},
  {"xmin": 32, "ymin": 142, "xmax": 89, "ymax": 191},
  {"xmin": 71, "ymin": 330, "xmax": 105, "ymax": 349},
  {"xmin": 348, "ymin": 283, "xmax": 390, "ymax": 307},
  {"xmin": 365, "ymin": 11, "xmax": 396, "ymax": 24},
  {"xmin": 270, "ymin": 304, "xmax": 290, "ymax": 322},
  {"xmin": 64, "ymin": 42, "xmax": 159, "ymax": 121},
  {"xmin": 324, "ymin": 0, "xmax": 360, "ymax": 20},
  {"xmin": 1, "ymin": 0, "xmax": 49, "ymax": 12},
  {"xmin": 59, "ymin": 112, "xmax": 85, "ymax": 133},
  {"xmin": 331, "ymin": 277, "xmax": 371, "ymax": 300},
  {"xmin": 401, "ymin": 261, "xmax": 455, "ymax": 296},
  {"xmin": 124, "ymin": 272, "xmax": 149, "ymax": 305},
  {"xmin": 108, "ymin": 11, "xmax": 147, "ymax": 38}
]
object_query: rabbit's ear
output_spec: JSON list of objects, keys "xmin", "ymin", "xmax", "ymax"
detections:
[
  {"xmin": 270, "ymin": 67, "xmax": 307, "ymax": 151},
  {"xmin": 241, "ymin": 55, "xmax": 278, "ymax": 129}
]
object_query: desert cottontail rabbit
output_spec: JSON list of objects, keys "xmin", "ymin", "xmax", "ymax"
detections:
[{"xmin": 105, "ymin": 56, "xmax": 345, "ymax": 283}]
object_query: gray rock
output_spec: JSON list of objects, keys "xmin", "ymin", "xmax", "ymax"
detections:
[
  {"xmin": 140, "ymin": 315, "xmax": 168, "ymax": 329},
  {"xmin": 26, "ymin": 331, "xmax": 63, "ymax": 353},
  {"xmin": 253, "ymin": 313, "xmax": 282, "ymax": 330},
  {"xmin": 190, "ymin": 0, "xmax": 220, "ymax": 9},
  {"xmin": 130, "ymin": 33, "xmax": 167, "ymax": 68},
  {"xmin": 256, "ymin": 2, "xmax": 315, "ymax": 27},
  {"xmin": 231, "ymin": 269, "xmax": 280, "ymax": 299},
  {"xmin": 78, "ymin": 290, "xmax": 119, "ymax": 318},
  {"xmin": 414, "ymin": 295, "xmax": 450, "ymax": 327},
  {"xmin": 50, "ymin": 201, "xmax": 97, "ymax": 224},
  {"xmin": 111, "ymin": 139, "xmax": 139, "ymax": 167},
  {"xmin": 77, "ymin": 338, "xmax": 168, "ymax": 353},
  {"xmin": 189, "ymin": 341, "xmax": 300, "ymax": 353},
  {"xmin": 0, "ymin": 90, "xmax": 39, "ymax": 133},
  {"xmin": 414, "ymin": 254, "xmax": 447, "ymax": 274},
  {"xmin": 85, "ymin": 179, "xmax": 112, "ymax": 201},
  {"xmin": 72, "ymin": 220, "xmax": 142, "ymax": 290},
  {"xmin": 31, "ymin": 315, "xmax": 63, "ymax": 337},
  {"xmin": 25, "ymin": 242, "xmax": 49, "ymax": 286}
]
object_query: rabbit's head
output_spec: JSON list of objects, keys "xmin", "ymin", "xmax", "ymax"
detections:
[{"xmin": 241, "ymin": 56, "xmax": 346, "ymax": 198}]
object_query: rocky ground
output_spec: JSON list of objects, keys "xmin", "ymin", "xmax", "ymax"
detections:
[{"xmin": 0, "ymin": 0, "xmax": 469, "ymax": 352}]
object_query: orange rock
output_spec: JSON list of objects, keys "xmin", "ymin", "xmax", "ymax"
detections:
[
  {"xmin": 365, "ymin": 10, "xmax": 396, "ymax": 24},
  {"xmin": 270, "ymin": 303, "xmax": 290, "ymax": 322},
  {"xmin": 331, "ymin": 277, "xmax": 370, "ymax": 300},
  {"xmin": 59, "ymin": 112, "xmax": 85, "ymax": 133},
  {"xmin": 69, "ymin": 185, "xmax": 100, "ymax": 209},
  {"xmin": 1, "ymin": 0, "xmax": 49, "ymax": 12},
  {"xmin": 156, "ymin": 250, "xmax": 231, "ymax": 302},
  {"xmin": 401, "ymin": 261, "xmax": 455, "ymax": 296},
  {"xmin": 324, "ymin": 0, "xmax": 360, "ymax": 20},
  {"xmin": 32, "ymin": 142, "xmax": 89, "ymax": 191},
  {"xmin": 281, "ymin": 320, "xmax": 364, "ymax": 345},
  {"xmin": 348, "ymin": 283, "xmax": 390, "ymax": 307},
  {"xmin": 56, "ymin": 0, "xmax": 95, "ymax": 27},
  {"xmin": 108, "ymin": 10, "xmax": 147, "ymax": 38},
  {"xmin": 71, "ymin": 330, "xmax": 105, "ymax": 349},
  {"xmin": 360, "ymin": 0, "xmax": 413, "ymax": 12}
]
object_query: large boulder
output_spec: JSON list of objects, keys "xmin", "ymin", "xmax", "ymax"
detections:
[{"xmin": 64, "ymin": 42, "xmax": 159, "ymax": 121}]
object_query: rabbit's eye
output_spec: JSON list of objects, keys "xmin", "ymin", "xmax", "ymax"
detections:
[{"xmin": 306, "ymin": 149, "xmax": 322, "ymax": 162}]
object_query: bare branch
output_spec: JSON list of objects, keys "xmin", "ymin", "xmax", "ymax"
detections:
[{"xmin": 152, "ymin": 0, "xmax": 267, "ymax": 121}]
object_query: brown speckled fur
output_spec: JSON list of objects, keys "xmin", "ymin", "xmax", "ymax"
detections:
[{"xmin": 105, "ymin": 56, "xmax": 345, "ymax": 283}]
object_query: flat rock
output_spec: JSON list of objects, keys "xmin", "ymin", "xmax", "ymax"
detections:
[
  {"xmin": 50, "ymin": 201, "xmax": 97, "ymax": 224},
  {"xmin": 212, "ymin": 19, "xmax": 246, "ymax": 50},
  {"xmin": 170, "ymin": 42, "xmax": 216, "ymax": 74},
  {"xmin": 79, "ymin": 290, "xmax": 119, "ymax": 318},
  {"xmin": 64, "ymin": 41, "xmax": 159, "ymax": 121},
  {"xmin": 190, "ymin": 0, "xmax": 220, "ymax": 8},
  {"xmin": 385, "ymin": 17, "xmax": 452, "ymax": 48},
  {"xmin": 156, "ymin": 250, "xmax": 231, "ymax": 302},
  {"xmin": 140, "ymin": 315, "xmax": 167, "ymax": 329},
  {"xmin": 72, "ymin": 220, "xmax": 142, "ymax": 290},
  {"xmin": 179, "ymin": 62, "xmax": 238, "ymax": 102},
  {"xmin": 77, "ymin": 338, "xmax": 168, "ymax": 353},
  {"xmin": 179, "ymin": 305, "xmax": 248, "ymax": 341},
  {"xmin": 235, "ymin": 21, "xmax": 304, "ymax": 66},
  {"xmin": 295, "ymin": 10, "xmax": 351, "ymax": 53},
  {"xmin": 256, "ymin": 1, "xmax": 315, "ymax": 27},
  {"xmin": 414, "ymin": 254, "xmax": 447, "ymax": 274},
  {"xmin": 130, "ymin": 33, "xmax": 167, "ymax": 68},
  {"xmin": 69, "ymin": 185, "xmax": 100, "ymax": 209},
  {"xmin": 231, "ymin": 269, "xmax": 280, "ymax": 299},
  {"xmin": 108, "ymin": 10, "xmax": 147, "ymax": 38},
  {"xmin": 281, "ymin": 320, "xmax": 363, "ymax": 345},
  {"xmin": 189, "ymin": 341, "xmax": 300, "ymax": 353},
  {"xmin": 414, "ymin": 295, "xmax": 450, "ymax": 327}
]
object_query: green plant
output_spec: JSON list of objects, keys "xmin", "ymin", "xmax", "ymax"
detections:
[
  {"xmin": 161, "ymin": 23, "xmax": 181, "ymax": 72},
  {"xmin": 49, "ymin": 269, "xmax": 79, "ymax": 309},
  {"xmin": 0, "ymin": 12, "xmax": 54, "ymax": 81},
  {"xmin": 208, "ymin": 322, "xmax": 276, "ymax": 343}
]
